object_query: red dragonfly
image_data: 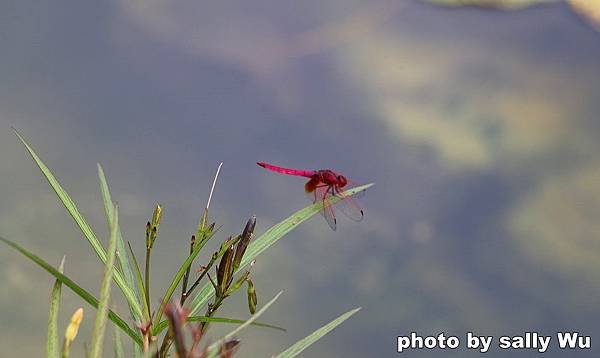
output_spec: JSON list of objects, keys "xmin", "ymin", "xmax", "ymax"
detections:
[{"xmin": 257, "ymin": 162, "xmax": 364, "ymax": 230}]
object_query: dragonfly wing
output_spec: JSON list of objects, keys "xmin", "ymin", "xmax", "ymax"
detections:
[
  {"xmin": 333, "ymin": 187, "xmax": 364, "ymax": 222},
  {"xmin": 307, "ymin": 185, "xmax": 337, "ymax": 230},
  {"xmin": 321, "ymin": 193, "xmax": 337, "ymax": 231}
]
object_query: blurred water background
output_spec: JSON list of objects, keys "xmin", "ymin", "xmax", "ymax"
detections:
[{"xmin": 1, "ymin": 0, "xmax": 600, "ymax": 356}]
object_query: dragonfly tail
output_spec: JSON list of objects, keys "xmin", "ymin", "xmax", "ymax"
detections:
[{"xmin": 257, "ymin": 162, "xmax": 315, "ymax": 177}]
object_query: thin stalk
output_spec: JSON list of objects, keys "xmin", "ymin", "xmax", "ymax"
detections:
[
  {"xmin": 181, "ymin": 162, "xmax": 221, "ymax": 304},
  {"xmin": 180, "ymin": 235, "xmax": 196, "ymax": 304},
  {"xmin": 206, "ymin": 163, "xmax": 223, "ymax": 212},
  {"xmin": 199, "ymin": 295, "xmax": 225, "ymax": 334},
  {"xmin": 144, "ymin": 246, "xmax": 151, "ymax": 317},
  {"xmin": 183, "ymin": 251, "xmax": 215, "ymax": 302},
  {"xmin": 127, "ymin": 242, "xmax": 150, "ymax": 321},
  {"xmin": 145, "ymin": 204, "xmax": 161, "ymax": 326}
]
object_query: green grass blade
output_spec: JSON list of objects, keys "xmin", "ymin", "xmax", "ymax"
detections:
[
  {"xmin": 113, "ymin": 322, "xmax": 125, "ymax": 358},
  {"xmin": 89, "ymin": 206, "xmax": 119, "ymax": 358},
  {"xmin": 13, "ymin": 129, "xmax": 143, "ymax": 320},
  {"xmin": 0, "ymin": 236, "xmax": 142, "ymax": 346},
  {"xmin": 187, "ymin": 183, "xmax": 373, "ymax": 316},
  {"xmin": 206, "ymin": 291, "xmax": 283, "ymax": 356},
  {"xmin": 98, "ymin": 165, "xmax": 141, "ymax": 312},
  {"xmin": 127, "ymin": 242, "xmax": 150, "ymax": 320},
  {"xmin": 47, "ymin": 256, "xmax": 66, "ymax": 358},
  {"xmin": 275, "ymin": 307, "xmax": 361, "ymax": 358},
  {"xmin": 153, "ymin": 315, "xmax": 286, "ymax": 334}
]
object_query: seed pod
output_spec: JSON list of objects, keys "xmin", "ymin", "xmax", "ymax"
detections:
[
  {"xmin": 148, "ymin": 203, "xmax": 162, "ymax": 248},
  {"xmin": 233, "ymin": 216, "xmax": 256, "ymax": 272},
  {"xmin": 220, "ymin": 338, "xmax": 241, "ymax": 357},
  {"xmin": 216, "ymin": 242, "xmax": 235, "ymax": 296},
  {"xmin": 206, "ymin": 222, "xmax": 216, "ymax": 236},
  {"xmin": 145, "ymin": 221, "xmax": 152, "ymax": 249},
  {"xmin": 246, "ymin": 279, "xmax": 257, "ymax": 314}
]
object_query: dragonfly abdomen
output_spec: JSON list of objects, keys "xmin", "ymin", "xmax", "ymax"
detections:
[{"xmin": 257, "ymin": 162, "xmax": 315, "ymax": 178}]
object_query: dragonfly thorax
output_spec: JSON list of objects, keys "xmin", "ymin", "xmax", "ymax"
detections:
[{"xmin": 317, "ymin": 170, "xmax": 347, "ymax": 188}]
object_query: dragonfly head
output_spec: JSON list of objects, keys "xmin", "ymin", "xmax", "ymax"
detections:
[{"xmin": 336, "ymin": 175, "xmax": 348, "ymax": 187}]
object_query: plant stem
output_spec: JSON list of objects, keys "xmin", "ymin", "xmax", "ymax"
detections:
[
  {"xmin": 180, "ymin": 235, "xmax": 195, "ymax": 304},
  {"xmin": 199, "ymin": 295, "xmax": 225, "ymax": 334},
  {"xmin": 145, "ymin": 247, "xmax": 151, "ymax": 317},
  {"xmin": 184, "ymin": 256, "xmax": 215, "ymax": 302}
]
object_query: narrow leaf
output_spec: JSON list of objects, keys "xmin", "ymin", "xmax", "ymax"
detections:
[
  {"xmin": 98, "ymin": 165, "xmax": 141, "ymax": 311},
  {"xmin": 0, "ymin": 236, "xmax": 142, "ymax": 346},
  {"xmin": 153, "ymin": 316, "xmax": 286, "ymax": 334},
  {"xmin": 187, "ymin": 184, "xmax": 373, "ymax": 316},
  {"xmin": 89, "ymin": 206, "xmax": 120, "ymax": 358},
  {"xmin": 47, "ymin": 256, "xmax": 66, "ymax": 358},
  {"xmin": 127, "ymin": 242, "xmax": 150, "ymax": 320},
  {"xmin": 13, "ymin": 129, "xmax": 143, "ymax": 320},
  {"xmin": 276, "ymin": 307, "xmax": 361, "ymax": 358}
]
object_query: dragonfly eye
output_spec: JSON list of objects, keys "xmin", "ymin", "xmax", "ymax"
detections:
[{"xmin": 337, "ymin": 175, "xmax": 347, "ymax": 186}]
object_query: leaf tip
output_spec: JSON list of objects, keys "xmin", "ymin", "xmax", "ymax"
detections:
[{"xmin": 59, "ymin": 255, "xmax": 66, "ymax": 272}]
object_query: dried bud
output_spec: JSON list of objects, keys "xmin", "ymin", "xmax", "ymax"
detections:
[
  {"xmin": 207, "ymin": 222, "xmax": 216, "ymax": 233},
  {"xmin": 216, "ymin": 240, "xmax": 235, "ymax": 297},
  {"xmin": 145, "ymin": 221, "xmax": 152, "ymax": 248},
  {"xmin": 233, "ymin": 216, "xmax": 256, "ymax": 272},
  {"xmin": 147, "ymin": 203, "xmax": 162, "ymax": 248},
  {"xmin": 246, "ymin": 279, "xmax": 257, "ymax": 314},
  {"xmin": 165, "ymin": 301, "xmax": 188, "ymax": 357},
  {"xmin": 200, "ymin": 222, "xmax": 216, "ymax": 238},
  {"xmin": 219, "ymin": 338, "xmax": 241, "ymax": 357}
]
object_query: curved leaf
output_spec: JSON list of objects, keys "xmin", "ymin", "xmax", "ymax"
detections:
[
  {"xmin": 13, "ymin": 129, "xmax": 143, "ymax": 320},
  {"xmin": 276, "ymin": 307, "xmax": 361, "ymax": 358},
  {"xmin": 187, "ymin": 183, "xmax": 373, "ymax": 316},
  {"xmin": 153, "ymin": 315, "xmax": 286, "ymax": 334}
]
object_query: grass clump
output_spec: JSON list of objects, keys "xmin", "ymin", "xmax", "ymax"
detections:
[{"xmin": 1, "ymin": 129, "xmax": 373, "ymax": 357}]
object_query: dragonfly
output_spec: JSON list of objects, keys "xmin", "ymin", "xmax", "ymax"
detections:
[{"xmin": 257, "ymin": 162, "xmax": 364, "ymax": 230}]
